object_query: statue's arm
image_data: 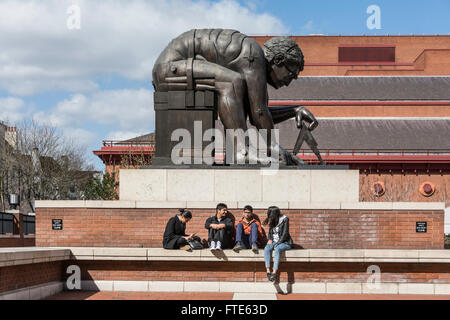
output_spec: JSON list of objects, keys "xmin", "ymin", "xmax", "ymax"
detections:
[{"xmin": 243, "ymin": 67, "xmax": 273, "ymax": 130}]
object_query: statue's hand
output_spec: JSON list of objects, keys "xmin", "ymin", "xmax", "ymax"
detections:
[
  {"xmin": 295, "ymin": 107, "xmax": 318, "ymax": 131},
  {"xmin": 271, "ymin": 144, "xmax": 304, "ymax": 166}
]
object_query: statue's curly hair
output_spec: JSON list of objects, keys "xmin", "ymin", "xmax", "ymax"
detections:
[{"xmin": 263, "ymin": 36, "xmax": 304, "ymax": 72}]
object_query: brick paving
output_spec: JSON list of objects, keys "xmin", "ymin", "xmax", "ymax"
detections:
[
  {"xmin": 277, "ymin": 293, "xmax": 450, "ymax": 300},
  {"xmin": 45, "ymin": 291, "xmax": 450, "ymax": 300},
  {"xmin": 45, "ymin": 291, "xmax": 234, "ymax": 300}
]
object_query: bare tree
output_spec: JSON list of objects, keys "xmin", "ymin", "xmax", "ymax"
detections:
[{"xmin": 0, "ymin": 120, "xmax": 95, "ymax": 212}]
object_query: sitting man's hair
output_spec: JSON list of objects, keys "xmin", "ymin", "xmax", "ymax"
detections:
[
  {"xmin": 178, "ymin": 208, "xmax": 192, "ymax": 219},
  {"xmin": 263, "ymin": 36, "xmax": 304, "ymax": 72},
  {"xmin": 216, "ymin": 203, "xmax": 228, "ymax": 212},
  {"xmin": 243, "ymin": 205, "xmax": 253, "ymax": 212}
]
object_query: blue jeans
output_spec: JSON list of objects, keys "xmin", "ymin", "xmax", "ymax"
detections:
[
  {"xmin": 264, "ymin": 242, "xmax": 291, "ymax": 271},
  {"xmin": 235, "ymin": 222, "xmax": 258, "ymax": 249}
]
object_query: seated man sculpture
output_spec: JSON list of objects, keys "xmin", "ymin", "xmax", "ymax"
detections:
[{"xmin": 152, "ymin": 28, "xmax": 316, "ymax": 165}]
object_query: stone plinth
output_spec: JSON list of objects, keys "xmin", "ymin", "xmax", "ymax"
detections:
[
  {"xmin": 153, "ymin": 90, "xmax": 216, "ymax": 165},
  {"xmin": 119, "ymin": 168, "xmax": 360, "ymax": 203}
]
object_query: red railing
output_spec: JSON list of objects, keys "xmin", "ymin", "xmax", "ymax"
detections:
[
  {"xmin": 213, "ymin": 148, "xmax": 450, "ymax": 164},
  {"xmin": 102, "ymin": 140, "xmax": 155, "ymax": 147}
]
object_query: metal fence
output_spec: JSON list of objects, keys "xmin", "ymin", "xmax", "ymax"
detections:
[
  {"xmin": 0, "ymin": 212, "xmax": 14, "ymax": 234},
  {"xmin": 23, "ymin": 215, "xmax": 35, "ymax": 235}
]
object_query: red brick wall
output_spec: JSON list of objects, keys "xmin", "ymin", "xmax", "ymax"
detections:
[
  {"xmin": 252, "ymin": 35, "xmax": 450, "ymax": 76},
  {"xmin": 0, "ymin": 236, "xmax": 35, "ymax": 248},
  {"xmin": 66, "ymin": 260, "xmax": 450, "ymax": 284},
  {"xmin": 35, "ymin": 208, "xmax": 445, "ymax": 249},
  {"xmin": 0, "ymin": 261, "xmax": 63, "ymax": 293},
  {"xmin": 2, "ymin": 259, "xmax": 448, "ymax": 295}
]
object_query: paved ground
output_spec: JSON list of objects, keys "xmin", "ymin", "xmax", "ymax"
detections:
[{"xmin": 45, "ymin": 291, "xmax": 450, "ymax": 300}]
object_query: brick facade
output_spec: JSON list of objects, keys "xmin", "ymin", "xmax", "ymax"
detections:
[
  {"xmin": 0, "ymin": 236, "xmax": 35, "ymax": 248},
  {"xmin": 63, "ymin": 260, "xmax": 450, "ymax": 284},
  {"xmin": 0, "ymin": 261, "xmax": 63, "ymax": 294},
  {"xmin": 35, "ymin": 208, "xmax": 444, "ymax": 249},
  {"xmin": 253, "ymin": 35, "xmax": 450, "ymax": 76}
]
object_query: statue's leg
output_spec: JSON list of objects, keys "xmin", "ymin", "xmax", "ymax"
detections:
[
  {"xmin": 154, "ymin": 59, "xmax": 249, "ymax": 163},
  {"xmin": 192, "ymin": 61, "xmax": 247, "ymax": 128},
  {"xmin": 192, "ymin": 61, "xmax": 248, "ymax": 163},
  {"xmin": 155, "ymin": 59, "xmax": 247, "ymax": 131}
]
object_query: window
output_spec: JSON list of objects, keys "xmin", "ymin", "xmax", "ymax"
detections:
[{"xmin": 339, "ymin": 46, "xmax": 395, "ymax": 63}]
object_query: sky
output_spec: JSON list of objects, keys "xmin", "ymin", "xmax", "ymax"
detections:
[{"xmin": 0, "ymin": 0, "xmax": 448, "ymax": 170}]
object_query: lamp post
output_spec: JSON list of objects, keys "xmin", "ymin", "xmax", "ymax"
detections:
[{"xmin": 8, "ymin": 193, "xmax": 19, "ymax": 210}]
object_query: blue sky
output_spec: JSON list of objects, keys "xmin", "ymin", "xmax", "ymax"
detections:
[
  {"xmin": 238, "ymin": 0, "xmax": 450, "ymax": 35},
  {"xmin": 0, "ymin": 0, "xmax": 448, "ymax": 170}
]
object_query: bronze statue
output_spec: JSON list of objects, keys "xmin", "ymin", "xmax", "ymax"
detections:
[{"xmin": 152, "ymin": 29, "xmax": 319, "ymax": 165}]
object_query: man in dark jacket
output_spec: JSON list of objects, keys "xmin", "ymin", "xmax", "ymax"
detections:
[{"xmin": 205, "ymin": 203, "xmax": 234, "ymax": 250}]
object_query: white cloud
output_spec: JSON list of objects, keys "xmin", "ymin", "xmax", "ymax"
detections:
[
  {"xmin": 33, "ymin": 88, "xmax": 154, "ymax": 137},
  {"xmin": 0, "ymin": 96, "xmax": 34, "ymax": 123},
  {"xmin": 0, "ymin": 0, "xmax": 288, "ymax": 95},
  {"xmin": 62, "ymin": 127, "xmax": 97, "ymax": 146},
  {"xmin": 105, "ymin": 130, "xmax": 147, "ymax": 141}
]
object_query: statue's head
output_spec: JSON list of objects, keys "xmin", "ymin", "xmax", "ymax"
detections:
[{"xmin": 263, "ymin": 36, "xmax": 304, "ymax": 89}]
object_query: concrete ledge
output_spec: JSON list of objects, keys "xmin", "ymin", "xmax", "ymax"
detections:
[
  {"xmin": 187, "ymin": 201, "xmax": 238, "ymax": 209},
  {"xmin": 0, "ymin": 281, "xmax": 63, "ymax": 300},
  {"xmin": 289, "ymin": 202, "xmax": 341, "ymax": 210},
  {"xmin": 362, "ymin": 283, "xmax": 399, "ymax": 294},
  {"xmin": 326, "ymin": 282, "xmax": 362, "ymax": 294},
  {"xmin": 136, "ymin": 201, "xmax": 188, "ymax": 209},
  {"xmin": 392, "ymin": 202, "xmax": 445, "ymax": 210},
  {"xmin": 399, "ymin": 283, "xmax": 435, "ymax": 295},
  {"xmin": 92, "ymin": 248, "xmax": 147, "ymax": 261},
  {"xmin": 341, "ymin": 202, "xmax": 394, "ymax": 210},
  {"xmin": 72, "ymin": 280, "xmax": 450, "ymax": 295},
  {"xmin": 0, "ymin": 248, "xmax": 71, "ymax": 267},
  {"xmin": 35, "ymin": 200, "xmax": 446, "ymax": 211},
  {"xmin": 237, "ymin": 201, "xmax": 289, "ymax": 209},
  {"xmin": 4, "ymin": 247, "xmax": 450, "ymax": 264},
  {"xmin": 233, "ymin": 293, "xmax": 277, "ymax": 300}
]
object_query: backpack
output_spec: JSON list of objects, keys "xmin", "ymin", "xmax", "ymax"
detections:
[{"xmin": 187, "ymin": 239, "xmax": 203, "ymax": 250}]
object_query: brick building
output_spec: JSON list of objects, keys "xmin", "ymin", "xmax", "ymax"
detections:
[{"xmin": 93, "ymin": 35, "xmax": 450, "ymax": 206}]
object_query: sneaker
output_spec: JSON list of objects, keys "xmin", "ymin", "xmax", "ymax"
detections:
[
  {"xmin": 180, "ymin": 245, "xmax": 192, "ymax": 252},
  {"xmin": 215, "ymin": 241, "xmax": 222, "ymax": 250},
  {"xmin": 269, "ymin": 273, "xmax": 277, "ymax": 282},
  {"xmin": 251, "ymin": 243, "xmax": 258, "ymax": 253},
  {"xmin": 210, "ymin": 241, "xmax": 216, "ymax": 251},
  {"xmin": 266, "ymin": 272, "xmax": 272, "ymax": 281},
  {"xmin": 233, "ymin": 243, "xmax": 243, "ymax": 252}
]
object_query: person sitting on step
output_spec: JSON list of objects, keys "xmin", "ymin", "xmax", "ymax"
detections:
[
  {"xmin": 233, "ymin": 205, "xmax": 264, "ymax": 253},
  {"xmin": 163, "ymin": 209, "xmax": 198, "ymax": 251},
  {"xmin": 205, "ymin": 203, "xmax": 233, "ymax": 251},
  {"xmin": 263, "ymin": 206, "xmax": 293, "ymax": 282}
]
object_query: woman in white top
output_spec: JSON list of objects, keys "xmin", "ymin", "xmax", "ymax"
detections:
[{"xmin": 263, "ymin": 206, "xmax": 293, "ymax": 282}]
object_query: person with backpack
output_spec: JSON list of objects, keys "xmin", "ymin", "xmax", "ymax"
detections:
[{"xmin": 163, "ymin": 209, "xmax": 198, "ymax": 251}]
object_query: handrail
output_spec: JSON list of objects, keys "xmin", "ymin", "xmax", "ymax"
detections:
[{"xmin": 102, "ymin": 140, "xmax": 155, "ymax": 147}]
